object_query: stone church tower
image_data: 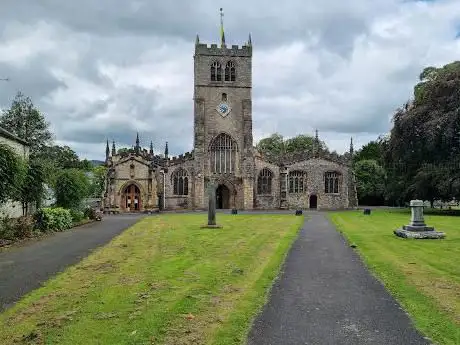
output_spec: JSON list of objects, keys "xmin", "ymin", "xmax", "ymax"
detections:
[
  {"xmin": 102, "ymin": 13, "xmax": 357, "ymax": 213},
  {"xmin": 193, "ymin": 32, "xmax": 255, "ymax": 209}
]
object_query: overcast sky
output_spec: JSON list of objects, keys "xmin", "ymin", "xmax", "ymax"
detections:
[{"xmin": 0, "ymin": 0, "xmax": 459, "ymax": 160}]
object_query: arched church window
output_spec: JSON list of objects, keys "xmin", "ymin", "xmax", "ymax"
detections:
[
  {"xmin": 289, "ymin": 170, "xmax": 306, "ymax": 193},
  {"xmin": 211, "ymin": 61, "xmax": 222, "ymax": 81},
  {"xmin": 210, "ymin": 133, "xmax": 237, "ymax": 174},
  {"xmin": 225, "ymin": 61, "xmax": 236, "ymax": 81},
  {"xmin": 222, "ymin": 93, "xmax": 227, "ymax": 102},
  {"xmin": 171, "ymin": 168, "xmax": 189, "ymax": 195},
  {"xmin": 324, "ymin": 171, "xmax": 340, "ymax": 194},
  {"xmin": 257, "ymin": 168, "xmax": 273, "ymax": 194}
]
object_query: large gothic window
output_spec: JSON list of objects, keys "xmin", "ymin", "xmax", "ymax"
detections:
[
  {"xmin": 211, "ymin": 61, "xmax": 222, "ymax": 81},
  {"xmin": 210, "ymin": 133, "xmax": 237, "ymax": 174},
  {"xmin": 172, "ymin": 168, "xmax": 189, "ymax": 195},
  {"xmin": 324, "ymin": 171, "xmax": 340, "ymax": 194},
  {"xmin": 257, "ymin": 168, "xmax": 273, "ymax": 194},
  {"xmin": 224, "ymin": 61, "xmax": 236, "ymax": 81},
  {"xmin": 289, "ymin": 170, "xmax": 306, "ymax": 193}
]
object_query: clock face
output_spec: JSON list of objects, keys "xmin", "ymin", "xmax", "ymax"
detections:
[{"xmin": 216, "ymin": 102, "xmax": 231, "ymax": 117}]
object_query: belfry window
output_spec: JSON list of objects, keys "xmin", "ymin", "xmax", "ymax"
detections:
[
  {"xmin": 210, "ymin": 133, "xmax": 237, "ymax": 174},
  {"xmin": 225, "ymin": 61, "xmax": 236, "ymax": 81},
  {"xmin": 324, "ymin": 171, "xmax": 340, "ymax": 194},
  {"xmin": 257, "ymin": 168, "xmax": 273, "ymax": 194},
  {"xmin": 289, "ymin": 171, "xmax": 306, "ymax": 193},
  {"xmin": 172, "ymin": 168, "xmax": 189, "ymax": 195},
  {"xmin": 211, "ymin": 61, "xmax": 222, "ymax": 81}
]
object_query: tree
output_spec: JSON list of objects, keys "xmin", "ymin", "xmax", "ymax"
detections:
[
  {"xmin": 384, "ymin": 60, "xmax": 460, "ymax": 204},
  {"xmin": 353, "ymin": 140, "xmax": 384, "ymax": 165},
  {"xmin": 0, "ymin": 143, "xmax": 25, "ymax": 204},
  {"xmin": 0, "ymin": 92, "xmax": 52, "ymax": 155},
  {"xmin": 34, "ymin": 145, "xmax": 80, "ymax": 169},
  {"xmin": 256, "ymin": 133, "xmax": 328, "ymax": 161},
  {"xmin": 18, "ymin": 161, "xmax": 45, "ymax": 215},
  {"xmin": 88, "ymin": 165, "xmax": 107, "ymax": 198},
  {"xmin": 55, "ymin": 169, "xmax": 90, "ymax": 209},
  {"xmin": 354, "ymin": 160, "xmax": 386, "ymax": 205}
]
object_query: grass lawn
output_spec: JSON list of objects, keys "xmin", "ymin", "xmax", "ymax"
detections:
[
  {"xmin": 329, "ymin": 210, "xmax": 460, "ymax": 345},
  {"xmin": 0, "ymin": 213, "xmax": 303, "ymax": 345}
]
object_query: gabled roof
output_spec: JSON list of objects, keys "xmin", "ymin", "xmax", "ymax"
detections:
[{"xmin": 0, "ymin": 127, "xmax": 29, "ymax": 146}]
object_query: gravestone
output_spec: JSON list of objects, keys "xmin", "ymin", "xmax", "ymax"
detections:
[
  {"xmin": 363, "ymin": 208, "xmax": 371, "ymax": 215},
  {"xmin": 201, "ymin": 182, "xmax": 222, "ymax": 229},
  {"xmin": 394, "ymin": 200, "xmax": 445, "ymax": 239}
]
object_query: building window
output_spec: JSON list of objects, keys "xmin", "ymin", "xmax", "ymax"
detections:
[
  {"xmin": 211, "ymin": 61, "xmax": 222, "ymax": 81},
  {"xmin": 172, "ymin": 168, "xmax": 189, "ymax": 195},
  {"xmin": 289, "ymin": 170, "xmax": 306, "ymax": 193},
  {"xmin": 225, "ymin": 61, "xmax": 236, "ymax": 81},
  {"xmin": 210, "ymin": 133, "xmax": 237, "ymax": 174},
  {"xmin": 324, "ymin": 171, "xmax": 340, "ymax": 194},
  {"xmin": 257, "ymin": 168, "xmax": 272, "ymax": 194},
  {"xmin": 222, "ymin": 93, "xmax": 227, "ymax": 102}
]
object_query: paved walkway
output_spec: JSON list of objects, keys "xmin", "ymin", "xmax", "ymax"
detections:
[
  {"xmin": 247, "ymin": 213, "xmax": 430, "ymax": 345},
  {"xmin": 0, "ymin": 214, "xmax": 143, "ymax": 311}
]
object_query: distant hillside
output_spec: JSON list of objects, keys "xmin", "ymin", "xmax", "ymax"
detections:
[{"xmin": 90, "ymin": 160, "xmax": 105, "ymax": 167}]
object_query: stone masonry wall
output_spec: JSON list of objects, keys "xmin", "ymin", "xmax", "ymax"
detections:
[
  {"xmin": 254, "ymin": 158, "xmax": 280, "ymax": 209},
  {"xmin": 286, "ymin": 158, "xmax": 349, "ymax": 210}
]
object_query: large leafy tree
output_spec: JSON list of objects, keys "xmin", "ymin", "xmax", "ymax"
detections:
[
  {"xmin": 0, "ymin": 143, "xmax": 26, "ymax": 204},
  {"xmin": 55, "ymin": 169, "xmax": 90, "ymax": 209},
  {"xmin": 35, "ymin": 145, "xmax": 80, "ymax": 169},
  {"xmin": 256, "ymin": 133, "xmax": 328, "ymax": 161},
  {"xmin": 384, "ymin": 60, "xmax": 460, "ymax": 204},
  {"xmin": 0, "ymin": 92, "xmax": 52, "ymax": 156},
  {"xmin": 354, "ymin": 159, "xmax": 386, "ymax": 206}
]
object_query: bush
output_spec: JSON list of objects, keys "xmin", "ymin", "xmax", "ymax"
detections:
[
  {"xmin": 34, "ymin": 207, "xmax": 73, "ymax": 232},
  {"xmin": 0, "ymin": 215, "xmax": 35, "ymax": 240},
  {"xmin": 70, "ymin": 209, "xmax": 84, "ymax": 223},
  {"xmin": 83, "ymin": 207, "xmax": 97, "ymax": 220},
  {"xmin": 0, "ymin": 215, "xmax": 16, "ymax": 240}
]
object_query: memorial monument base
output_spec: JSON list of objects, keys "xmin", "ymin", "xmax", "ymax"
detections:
[
  {"xmin": 393, "ymin": 199, "xmax": 445, "ymax": 239},
  {"xmin": 200, "ymin": 224, "xmax": 223, "ymax": 229}
]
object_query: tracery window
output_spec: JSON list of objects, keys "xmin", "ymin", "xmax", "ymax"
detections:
[
  {"xmin": 289, "ymin": 171, "xmax": 306, "ymax": 193},
  {"xmin": 210, "ymin": 133, "xmax": 237, "ymax": 174},
  {"xmin": 211, "ymin": 61, "xmax": 222, "ymax": 81},
  {"xmin": 257, "ymin": 168, "xmax": 273, "ymax": 194},
  {"xmin": 172, "ymin": 168, "xmax": 189, "ymax": 195},
  {"xmin": 324, "ymin": 171, "xmax": 340, "ymax": 194},
  {"xmin": 224, "ymin": 61, "xmax": 236, "ymax": 81}
]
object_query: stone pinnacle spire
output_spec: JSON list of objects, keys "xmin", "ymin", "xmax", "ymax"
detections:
[
  {"xmin": 248, "ymin": 33, "xmax": 252, "ymax": 46},
  {"xmin": 135, "ymin": 132, "xmax": 140, "ymax": 154},
  {"xmin": 112, "ymin": 140, "xmax": 116, "ymax": 156},
  {"xmin": 349, "ymin": 137, "xmax": 354, "ymax": 155},
  {"xmin": 150, "ymin": 140, "xmax": 154, "ymax": 155},
  {"xmin": 164, "ymin": 141, "xmax": 169, "ymax": 158},
  {"xmin": 105, "ymin": 139, "xmax": 110, "ymax": 159}
]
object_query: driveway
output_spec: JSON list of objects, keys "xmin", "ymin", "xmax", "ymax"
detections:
[{"xmin": 0, "ymin": 214, "xmax": 144, "ymax": 311}]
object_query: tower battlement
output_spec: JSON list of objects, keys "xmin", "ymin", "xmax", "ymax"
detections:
[{"xmin": 194, "ymin": 43, "xmax": 252, "ymax": 57}]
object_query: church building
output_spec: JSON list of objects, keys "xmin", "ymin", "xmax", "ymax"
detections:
[{"xmin": 103, "ymin": 23, "xmax": 357, "ymax": 212}]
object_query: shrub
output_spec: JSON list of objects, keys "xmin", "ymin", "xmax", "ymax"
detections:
[
  {"xmin": 0, "ymin": 215, "xmax": 35, "ymax": 240},
  {"xmin": 34, "ymin": 207, "xmax": 73, "ymax": 232},
  {"xmin": 83, "ymin": 207, "xmax": 97, "ymax": 220},
  {"xmin": 70, "ymin": 209, "xmax": 84, "ymax": 223},
  {"xmin": 55, "ymin": 169, "xmax": 90, "ymax": 209},
  {"xmin": 0, "ymin": 215, "xmax": 16, "ymax": 240}
]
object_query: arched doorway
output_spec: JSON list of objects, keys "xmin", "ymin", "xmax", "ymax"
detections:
[
  {"xmin": 216, "ymin": 184, "xmax": 230, "ymax": 209},
  {"xmin": 309, "ymin": 195, "xmax": 318, "ymax": 209},
  {"xmin": 123, "ymin": 184, "xmax": 141, "ymax": 211}
]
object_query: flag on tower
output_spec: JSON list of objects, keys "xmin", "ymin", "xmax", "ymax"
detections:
[{"xmin": 220, "ymin": 8, "xmax": 226, "ymax": 46}]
